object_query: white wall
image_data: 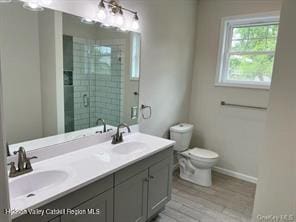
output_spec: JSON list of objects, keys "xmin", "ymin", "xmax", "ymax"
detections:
[
  {"xmin": 0, "ymin": 61, "xmax": 11, "ymax": 222},
  {"xmin": 0, "ymin": 4, "xmax": 64, "ymax": 144},
  {"xmin": 133, "ymin": 0, "xmax": 197, "ymax": 137},
  {"xmin": 253, "ymin": 0, "xmax": 296, "ymax": 218},
  {"xmin": 47, "ymin": 0, "xmax": 198, "ymax": 138},
  {"xmin": 189, "ymin": 0, "xmax": 282, "ymax": 179},
  {"xmin": 39, "ymin": 10, "xmax": 64, "ymax": 137},
  {"xmin": 0, "ymin": 3, "xmax": 43, "ymax": 144}
]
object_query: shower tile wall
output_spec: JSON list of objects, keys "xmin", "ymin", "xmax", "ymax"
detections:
[
  {"xmin": 73, "ymin": 37, "xmax": 93, "ymax": 130},
  {"xmin": 72, "ymin": 37, "xmax": 125, "ymax": 130},
  {"xmin": 93, "ymin": 39, "xmax": 125, "ymax": 127}
]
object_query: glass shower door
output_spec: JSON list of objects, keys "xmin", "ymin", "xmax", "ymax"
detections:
[
  {"xmin": 63, "ymin": 36, "xmax": 126, "ymax": 132},
  {"xmin": 71, "ymin": 37, "xmax": 92, "ymax": 131}
]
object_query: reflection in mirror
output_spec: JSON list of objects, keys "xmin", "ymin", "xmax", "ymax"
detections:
[
  {"xmin": 0, "ymin": 2, "xmax": 140, "ymax": 150},
  {"xmin": 62, "ymin": 13, "xmax": 140, "ymax": 132}
]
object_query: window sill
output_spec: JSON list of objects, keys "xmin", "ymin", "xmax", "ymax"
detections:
[{"xmin": 215, "ymin": 82, "xmax": 270, "ymax": 90}]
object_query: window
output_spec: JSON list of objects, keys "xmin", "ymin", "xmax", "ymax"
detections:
[
  {"xmin": 96, "ymin": 46, "xmax": 112, "ymax": 75},
  {"xmin": 216, "ymin": 13, "xmax": 279, "ymax": 89},
  {"xmin": 130, "ymin": 33, "xmax": 141, "ymax": 80}
]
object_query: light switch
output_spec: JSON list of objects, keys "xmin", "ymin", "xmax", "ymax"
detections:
[{"xmin": 131, "ymin": 106, "xmax": 138, "ymax": 119}]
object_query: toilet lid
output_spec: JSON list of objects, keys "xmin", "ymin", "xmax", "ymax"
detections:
[{"xmin": 187, "ymin": 148, "xmax": 219, "ymax": 159}]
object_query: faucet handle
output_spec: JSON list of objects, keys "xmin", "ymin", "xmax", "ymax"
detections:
[
  {"xmin": 25, "ymin": 156, "xmax": 37, "ymax": 170},
  {"xmin": 111, "ymin": 134, "xmax": 117, "ymax": 144},
  {"xmin": 119, "ymin": 132, "xmax": 125, "ymax": 142},
  {"xmin": 7, "ymin": 162, "xmax": 17, "ymax": 176},
  {"xmin": 27, "ymin": 156, "xmax": 38, "ymax": 161}
]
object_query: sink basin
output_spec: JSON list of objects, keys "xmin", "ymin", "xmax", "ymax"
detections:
[
  {"xmin": 112, "ymin": 142, "xmax": 147, "ymax": 155},
  {"xmin": 9, "ymin": 170, "xmax": 69, "ymax": 199}
]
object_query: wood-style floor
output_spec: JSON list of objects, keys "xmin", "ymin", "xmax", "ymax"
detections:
[{"xmin": 153, "ymin": 171, "xmax": 256, "ymax": 222}]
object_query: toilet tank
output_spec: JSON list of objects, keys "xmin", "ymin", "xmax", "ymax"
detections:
[{"xmin": 170, "ymin": 123, "xmax": 194, "ymax": 152}]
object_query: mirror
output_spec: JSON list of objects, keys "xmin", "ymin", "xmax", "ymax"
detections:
[{"xmin": 0, "ymin": 2, "xmax": 140, "ymax": 151}]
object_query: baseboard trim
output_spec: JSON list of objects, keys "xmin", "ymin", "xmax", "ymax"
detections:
[{"xmin": 213, "ymin": 166, "xmax": 257, "ymax": 184}]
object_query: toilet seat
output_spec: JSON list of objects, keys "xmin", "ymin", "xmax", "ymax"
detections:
[{"xmin": 183, "ymin": 148, "xmax": 219, "ymax": 160}]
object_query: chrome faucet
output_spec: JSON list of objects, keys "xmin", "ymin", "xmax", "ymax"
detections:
[
  {"xmin": 7, "ymin": 147, "xmax": 37, "ymax": 178},
  {"xmin": 111, "ymin": 123, "xmax": 131, "ymax": 144},
  {"xmin": 96, "ymin": 118, "xmax": 106, "ymax": 132}
]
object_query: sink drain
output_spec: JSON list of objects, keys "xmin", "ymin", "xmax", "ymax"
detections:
[{"xmin": 26, "ymin": 193, "xmax": 35, "ymax": 198}]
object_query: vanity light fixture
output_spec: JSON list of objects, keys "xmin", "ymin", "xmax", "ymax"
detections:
[{"xmin": 97, "ymin": 0, "xmax": 140, "ymax": 31}]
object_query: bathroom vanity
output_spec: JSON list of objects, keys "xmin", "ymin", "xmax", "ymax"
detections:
[
  {"xmin": 0, "ymin": 2, "xmax": 169, "ymax": 222},
  {"xmin": 10, "ymin": 133, "xmax": 174, "ymax": 222}
]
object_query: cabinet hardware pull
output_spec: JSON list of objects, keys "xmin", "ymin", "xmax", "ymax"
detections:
[{"xmin": 149, "ymin": 175, "xmax": 155, "ymax": 179}]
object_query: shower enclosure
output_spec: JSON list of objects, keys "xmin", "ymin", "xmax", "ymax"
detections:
[{"xmin": 63, "ymin": 35, "xmax": 125, "ymax": 132}]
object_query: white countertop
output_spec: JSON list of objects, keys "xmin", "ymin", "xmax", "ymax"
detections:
[
  {"xmin": 9, "ymin": 132, "xmax": 175, "ymax": 219},
  {"xmin": 9, "ymin": 125, "xmax": 116, "ymax": 153}
]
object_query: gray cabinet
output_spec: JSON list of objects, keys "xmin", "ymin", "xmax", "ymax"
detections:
[
  {"xmin": 61, "ymin": 189, "xmax": 113, "ymax": 222},
  {"xmin": 114, "ymin": 151, "xmax": 173, "ymax": 222},
  {"xmin": 114, "ymin": 170, "xmax": 148, "ymax": 222},
  {"xmin": 147, "ymin": 158, "xmax": 172, "ymax": 218},
  {"xmin": 13, "ymin": 176, "xmax": 113, "ymax": 222},
  {"xmin": 12, "ymin": 147, "xmax": 173, "ymax": 222},
  {"xmin": 49, "ymin": 217, "xmax": 61, "ymax": 222}
]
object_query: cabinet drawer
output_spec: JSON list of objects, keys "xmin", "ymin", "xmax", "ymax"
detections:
[{"xmin": 115, "ymin": 147, "xmax": 173, "ymax": 185}]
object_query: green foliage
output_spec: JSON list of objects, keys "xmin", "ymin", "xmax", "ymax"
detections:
[{"xmin": 228, "ymin": 24, "xmax": 278, "ymax": 82}]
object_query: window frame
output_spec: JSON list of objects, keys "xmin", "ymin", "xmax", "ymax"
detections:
[{"xmin": 215, "ymin": 12, "xmax": 280, "ymax": 90}]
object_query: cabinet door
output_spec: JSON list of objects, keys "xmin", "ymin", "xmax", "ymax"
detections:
[
  {"xmin": 61, "ymin": 189, "xmax": 113, "ymax": 222},
  {"xmin": 147, "ymin": 158, "xmax": 172, "ymax": 218},
  {"xmin": 114, "ymin": 170, "xmax": 148, "ymax": 222}
]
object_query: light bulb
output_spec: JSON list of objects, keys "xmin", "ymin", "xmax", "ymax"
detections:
[
  {"xmin": 115, "ymin": 8, "xmax": 124, "ymax": 27},
  {"xmin": 132, "ymin": 20, "xmax": 139, "ymax": 30},
  {"xmin": 116, "ymin": 15, "xmax": 124, "ymax": 27},
  {"xmin": 97, "ymin": 0, "xmax": 106, "ymax": 20},
  {"xmin": 109, "ymin": 13, "xmax": 116, "ymax": 26},
  {"xmin": 97, "ymin": 8, "xmax": 106, "ymax": 20},
  {"xmin": 132, "ymin": 13, "xmax": 139, "ymax": 30}
]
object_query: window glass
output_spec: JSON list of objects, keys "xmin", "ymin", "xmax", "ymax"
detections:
[
  {"xmin": 130, "ymin": 33, "xmax": 140, "ymax": 80},
  {"xmin": 216, "ymin": 15, "xmax": 279, "ymax": 88}
]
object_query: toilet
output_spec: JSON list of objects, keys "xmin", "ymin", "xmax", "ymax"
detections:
[{"xmin": 170, "ymin": 123, "xmax": 219, "ymax": 187}]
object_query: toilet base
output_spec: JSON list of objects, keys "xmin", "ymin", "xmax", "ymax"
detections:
[{"xmin": 180, "ymin": 167, "xmax": 212, "ymax": 187}]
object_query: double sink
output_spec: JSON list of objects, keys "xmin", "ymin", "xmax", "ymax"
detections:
[{"xmin": 7, "ymin": 133, "xmax": 171, "ymax": 216}]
